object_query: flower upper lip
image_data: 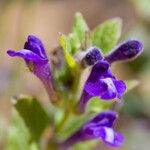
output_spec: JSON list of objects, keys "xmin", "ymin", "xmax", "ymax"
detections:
[
  {"xmin": 7, "ymin": 35, "xmax": 48, "ymax": 64},
  {"xmin": 84, "ymin": 111, "xmax": 117, "ymax": 128},
  {"xmin": 26, "ymin": 35, "xmax": 47, "ymax": 59}
]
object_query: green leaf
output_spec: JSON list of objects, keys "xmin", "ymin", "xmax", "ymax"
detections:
[
  {"xmin": 125, "ymin": 80, "xmax": 139, "ymax": 93},
  {"xmin": 13, "ymin": 96, "xmax": 50, "ymax": 141},
  {"xmin": 87, "ymin": 97, "xmax": 114, "ymax": 113},
  {"xmin": 70, "ymin": 12, "xmax": 89, "ymax": 53},
  {"xmin": 6, "ymin": 111, "xmax": 39, "ymax": 150},
  {"xmin": 91, "ymin": 18, "xmax": 122, "ymax": 54},
  {"xmin": 73, "ymin": 140, "xmax": 98, "ymax": 150},
  {"xmin": 59, "ymin": 33, "xmax": 76, "ymax": 68}
]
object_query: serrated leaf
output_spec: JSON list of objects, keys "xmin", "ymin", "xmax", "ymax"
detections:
[
  {"xmin": 59, "ymin": 34, "xmax": 76, "ymax": 68},
  {"xmin": 70, "ymin": 12, "xmax": 89, "ymax": 53},
  {"xmin": 87, "ymin": 97, "xmax": 114, "ymax": 113},
  {"xmin": 91, "ymin": 18, "xmax": 122, "ymax": 54},
  {"xmin": 125, "ymin": 80, "xmax": 139, "ymax": 93},
  {"xmin": 6, "ymin": 111, "xmax": 39, "ymax": 150},
  {"xmin": 13, "ymin": 96, "xmax": 50, "ymax": 141}
]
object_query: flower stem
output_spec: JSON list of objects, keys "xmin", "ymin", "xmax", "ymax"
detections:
[{"xmin": 56, "ymin": 110, "xmax": 69, "ymax": 132}]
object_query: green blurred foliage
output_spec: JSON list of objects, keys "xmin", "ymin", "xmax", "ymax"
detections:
[
  {"xmin": 6, "ymin": 111, "xmax": 38, "ymax": 150},
  {"xmin": 125, "ymin": 80, "xmax": 139, "ymax": 93},
  {"xmin": 87, "ymin": 97, "xmax": 114, "ymax": 113},
  {"xmin": 132, "ymin": 0, "xmax": 150, "ymax": 17}
]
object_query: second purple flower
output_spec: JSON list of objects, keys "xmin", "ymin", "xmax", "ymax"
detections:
[{"xmin": 77, "ymin": 60, "xmax": 126, "ymax": 113}]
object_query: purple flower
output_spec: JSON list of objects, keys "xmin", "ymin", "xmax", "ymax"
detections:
[
  {"xmin": 81, "ymin": 47, "xmax": 103, "ymax": 66},
  {"xmin": 105, "ymin": 40, "xmax": 143, "ymax": 64},
  {"xmin": 7, "ymin": 35, "xmax": 58, "ymax": 103},
  {"xmin": 77, "ymin": 60, "xmax": 126, "ymax": 113},
  {"xmin": 60, "ymin": 111, "xmax": 123, "ymax": 149}
]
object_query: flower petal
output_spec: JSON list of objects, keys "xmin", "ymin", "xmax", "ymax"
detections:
[
  {"xmin": 84, "ymin": 111, "xmax": 117, "ymax": 134},
  {"xmin": 27, "ymin": 35, "xmax": 46, "ymax": 58},
  {"xmin": 84, "ymin": 82, "xmax": 101, "ymax": 96},
  {"xmin": 87, "ymin": 60, "xmax": 110, "ymax": 82},
  {"xmin": 24, "ymin": 41, "xmax": 45, "ymax": 59},
  {"xmin": 99, "ymin": 78, "xmax": 117, "ymax": 100},
  {"xmin": 85, "ymin": 78, "xmax": 117, "ymax": 100},
  {"xmin": 91, "ymin": 111, "xmax": 117, "ymax": 127},
  {"xmin": 7, "ymin": 49, "xmax": 48, "ymax": 63},
  {"xmin": 113, "ymin": 80, "xmax": 126, "ymax": 99},
  {"xmin": 94, "ymin": 127, "xmax": 124, "ymax": 147}
]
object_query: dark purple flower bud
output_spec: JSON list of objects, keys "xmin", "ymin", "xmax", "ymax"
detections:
[
  {"xmin": 105, "ymin": 40, "xmax": 143, "ymax": 63},
  {"xmin": 60, "ymin": 111, "xmax": 123, "ymax": 149},
  {"xmin": 81, "ymin": 47, "xmax": 103, "ymax": 66},
  {"xmin": 77, "ymin": 60, "xmax": 126, "ymax": 113},
  {"xmin": 7, "ymin": 35, "xmax": 58, "ymax": 103}
]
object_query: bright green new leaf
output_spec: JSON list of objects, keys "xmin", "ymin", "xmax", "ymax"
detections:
[
  {"xmin": 60, "ymin": 34, "xmax": 76, "ymax": 68},
  {"xmin": 13, "ymin": 96, "xmax": 50, "ymax": 141},
  {"xmin": 87, "ymin": 97, "xmax": 114, "ymax": 113},
  {"xmin": 125, "ymin": 80, "xmax": 139, "ymax": 93},
  {"xmin": 70, "ymin": 12, "xmax": 89, "ymax": 53},
  {"xmin": 91, "ymin": 18, "xmax": 122, "ymax": 54}
]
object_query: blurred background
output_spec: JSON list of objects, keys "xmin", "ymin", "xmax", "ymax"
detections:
[{"xmin": 0, "ymin": 0, "xmax": 150, "ymax": 150}]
